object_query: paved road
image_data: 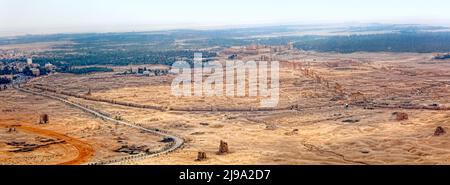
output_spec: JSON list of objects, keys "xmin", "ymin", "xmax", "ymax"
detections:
[{"xmin": 14, "ymin": 86, "xmax": 184, "ymax": 165}]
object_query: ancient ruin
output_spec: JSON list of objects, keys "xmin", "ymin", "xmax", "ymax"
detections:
[
  {"xmin": 218, "ymin": 140, "xmax": 229, "ymax": 154},
  {"xmin": 39, "ymin": 114, "xmax": 49, "ymax": 124},
  {"xmin": 434, "ymin": 126, "xmax": 446, "ymax": 136},
  {"xmin": 393, "ymin": 112, "xmax": 409, "ymax": 121},
  {"xmin": 196, "ymin": 151, "xmax": 207, "ymax": 161}
]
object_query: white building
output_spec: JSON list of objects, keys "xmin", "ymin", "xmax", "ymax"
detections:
[
  {"xmin": 44, "ymin": 63, "xmax": 55, "ymax": 71},
  {"xmin": 142, "ymin": 71, "xmax": 151, "ymax": 76},
  {"xmin": 27, "ymin": 58, "xmax": 33, "ymax": 65},
  {"xmin": 31, "ymin": 68, "xmax": 40, "ymax": 76}
]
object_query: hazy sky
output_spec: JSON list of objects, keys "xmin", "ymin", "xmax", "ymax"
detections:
[{"xmin": 1, "ymin": 0, "xmax": 450, "ymax": 36}]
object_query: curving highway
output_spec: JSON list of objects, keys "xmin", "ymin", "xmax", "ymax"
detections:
[{"xmin": 14, "ymin": 86, "xmax": 184, "ymax": 165}]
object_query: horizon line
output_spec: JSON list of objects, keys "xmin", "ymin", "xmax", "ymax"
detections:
[{"xmin": 2, "ymin": 20, "xmax": 450, "ymax": 38}]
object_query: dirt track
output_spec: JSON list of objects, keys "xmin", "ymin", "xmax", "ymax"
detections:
[{"xmin": 0, "ymin": 123, "xmax": 94, "ymax": 165}]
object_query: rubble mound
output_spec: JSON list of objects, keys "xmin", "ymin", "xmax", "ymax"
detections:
[
  {"xmin": 160, "ymin": 137, "xmax": 175, "ymax": 143},
  {"xmin": 265, "ymin": 124, "xmax": 277, "ymax": 130},
  {"xmin": 434, "ymin": 126, "xmax": 446, "ymax": 136},
  {"xmin": 114, "ymin": 144, "xmax": 149, "ymax": 155},
  {"xmin": 7, "ymin": 139, "xmax": 65, "ymax": 153},
  {"xmin": 342, "ymin": 119, "xmax": 360, "ymax": 123},
  {"xmin": 199, "ymin": 122, "xmax": 210, "ymax": 126},
  {"xmin": 393, "ymin": 112, "xmax": 408, "ymax": 121},
  {"xmin": 285, "ymin": 129, "xmax": 299, "ymax": 136}
]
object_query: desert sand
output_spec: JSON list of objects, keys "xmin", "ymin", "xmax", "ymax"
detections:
[{"xmin": 1, "ymin": 51, "xmax": 450, "ymax": 164}]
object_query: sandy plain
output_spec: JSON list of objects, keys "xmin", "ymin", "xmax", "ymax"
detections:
[{"xmin": 1, "ymin": 50, "xmax": 450, "ymax": 164}]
